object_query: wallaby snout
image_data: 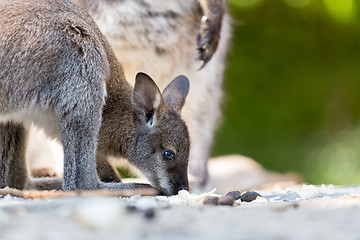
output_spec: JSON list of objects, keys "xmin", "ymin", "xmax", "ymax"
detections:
[
  {"xmin": 167, "ymin": 180, "xmax": 190, "ymax": 196},
  {"xmin": 161, "ymin": 185, "xmax": 189, "ymax": 196}
]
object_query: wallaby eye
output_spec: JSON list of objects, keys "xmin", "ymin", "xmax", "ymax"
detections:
[{"xmin": 162, "ymin": 150, "xmax": 175, "ymax": 162}]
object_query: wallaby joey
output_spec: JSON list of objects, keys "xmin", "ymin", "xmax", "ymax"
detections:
[
  {"xmin": 69, "ymin": 0, "xmax": 231, "ymax": 190},
  {"xmin": 0, "ymin": 0, "xmax": 190, "ymax": 196}
]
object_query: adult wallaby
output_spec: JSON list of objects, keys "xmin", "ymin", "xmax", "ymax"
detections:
[
  {"xmin": 0, "ymin": 0, "xmax": 190, "ymax": 196},
  {"xmin": 69, "ymin": 0, "xmax": 231, "ymax": 190}
]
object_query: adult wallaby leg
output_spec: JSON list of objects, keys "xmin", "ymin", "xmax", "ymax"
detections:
[
  {"xmin": 0, "ymin": 122, "xmax": 29, "ymax": 189},
  {"xmin": 186, "ymin": 13, "xmax": 231, "ymax": 190}
]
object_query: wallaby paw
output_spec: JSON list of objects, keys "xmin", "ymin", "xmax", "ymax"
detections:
[
  {"xmin": 28, "ymin": 177, "xmax": 63, "ymax": 190},
  {"xmin": 196, "ymin": 15, "xmax": 221, "ymax": 69}
]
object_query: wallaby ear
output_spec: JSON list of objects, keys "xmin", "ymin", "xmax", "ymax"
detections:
[
  {"xmin": 162, "ymin": 75, "xmax": 190, "ymax": 112},
  {"xmin": 133, "ymin": 72, "xmax": 163, "ymax": 127}
]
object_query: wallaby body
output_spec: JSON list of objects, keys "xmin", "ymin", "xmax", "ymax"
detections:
[
  {"xmin": 70, "ymin": 0, "xmax": 231, "ymax": 189},
  {"xmin": 0, "ymin": 0, "xmax": 190, "ymax": 195}
]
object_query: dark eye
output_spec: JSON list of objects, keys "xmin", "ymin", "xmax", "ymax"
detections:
[{"xmin": 162, "ymin": 150, "xmax": 175, "ymax": 162}]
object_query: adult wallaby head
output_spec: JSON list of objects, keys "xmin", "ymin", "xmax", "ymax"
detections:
[{"xmin": 0, "ymin": 0, "xmax": 190, "ymax": 196}]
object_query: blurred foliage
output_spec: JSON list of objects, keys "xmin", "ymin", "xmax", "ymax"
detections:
[
  {"xmin": 117, "ymin": 167, "xmax": 135, "ymax": 179},
  {"xmin": 212, "ymin": 0, "xmax": 360, "ymax": 184}
]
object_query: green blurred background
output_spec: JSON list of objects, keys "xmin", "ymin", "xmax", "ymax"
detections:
[{"xmin": 212, "ymin": 0, "xmax": 360, "ymax": 185}]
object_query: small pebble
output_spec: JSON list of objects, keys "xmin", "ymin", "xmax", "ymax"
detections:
[
  {"xmin": 203, "ymin": 196, "xmax": 219, "ymax": 205},
  {"xmin": 218, "ymin": 196, "xmax": 234, "ymax": 206},
  {"xmin": 126, "ymin": 204, "xmax": 137, "ymax": 213},
  {"xmin": 144, "ymin": 208, "xmax": 155, "ymax": 219},
  {"xmin": 241, "ymin": 191, "xmax": 262, "ymax": 202},
  {"xmin": 226, "ymin": 191, "xmax": 241, "ymax": 200}
]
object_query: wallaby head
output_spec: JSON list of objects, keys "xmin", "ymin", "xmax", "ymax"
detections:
[
  {"xmin": 98, "ymin": 72, "xmax": 190, "ymax": 196},
  {"xmin": 131, "ymin": 73, "xmax": 190, "ymax": 196}
]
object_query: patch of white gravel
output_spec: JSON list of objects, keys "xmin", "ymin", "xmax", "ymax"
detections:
[{"xmin": 1, "ymin": 185, "xmax": 360, "ymax": 240}]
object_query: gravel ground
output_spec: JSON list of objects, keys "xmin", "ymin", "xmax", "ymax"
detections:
[{"xmin": 1, "ymin": 185, "xmax": 360, "ymax": 240}]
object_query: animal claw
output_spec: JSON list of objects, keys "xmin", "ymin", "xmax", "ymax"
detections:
[{"xmin": 198, "ymin": 61, "xmax": 206, "ymax": 70}]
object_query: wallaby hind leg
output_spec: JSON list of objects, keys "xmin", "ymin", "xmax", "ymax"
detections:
[{"xmin": 0, "ymin": 122, "xmax": 29, "ymax": 189}]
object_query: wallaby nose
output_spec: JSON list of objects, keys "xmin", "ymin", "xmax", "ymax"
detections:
[
  {"xmin": 167, "ymin": 186, "xmax": 189, "ymax": 196},
  {"xmin": 178, "ymin": 186, "xmax": 189, "ymax": 191}
]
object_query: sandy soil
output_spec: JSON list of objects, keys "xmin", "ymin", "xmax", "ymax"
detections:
[{"xmin": 1, "ymin": 184, "xmax": 360, "ymax": 240}]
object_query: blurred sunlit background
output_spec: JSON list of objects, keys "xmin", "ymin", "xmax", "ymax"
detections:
[{"xmin": 212, "ymin": 0, "xmax": 360, "ymax": 185}]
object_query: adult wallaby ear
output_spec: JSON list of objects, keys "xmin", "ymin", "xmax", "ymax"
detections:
[
  {"xmin": 162, "ymin": 75, "xmax": 190, "ymax": 112},
  {"xmin": 133, "ymin": 72, "xmax": 163, "ymax": 127}
]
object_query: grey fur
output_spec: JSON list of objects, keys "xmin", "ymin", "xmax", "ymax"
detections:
[
  {"xmin": 0, "ymin": 123, "xmax": 29, "ymax": 190},
  {"xmin": 0, "ymin": 0, "xmax": 190, "ymax": 195}
]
